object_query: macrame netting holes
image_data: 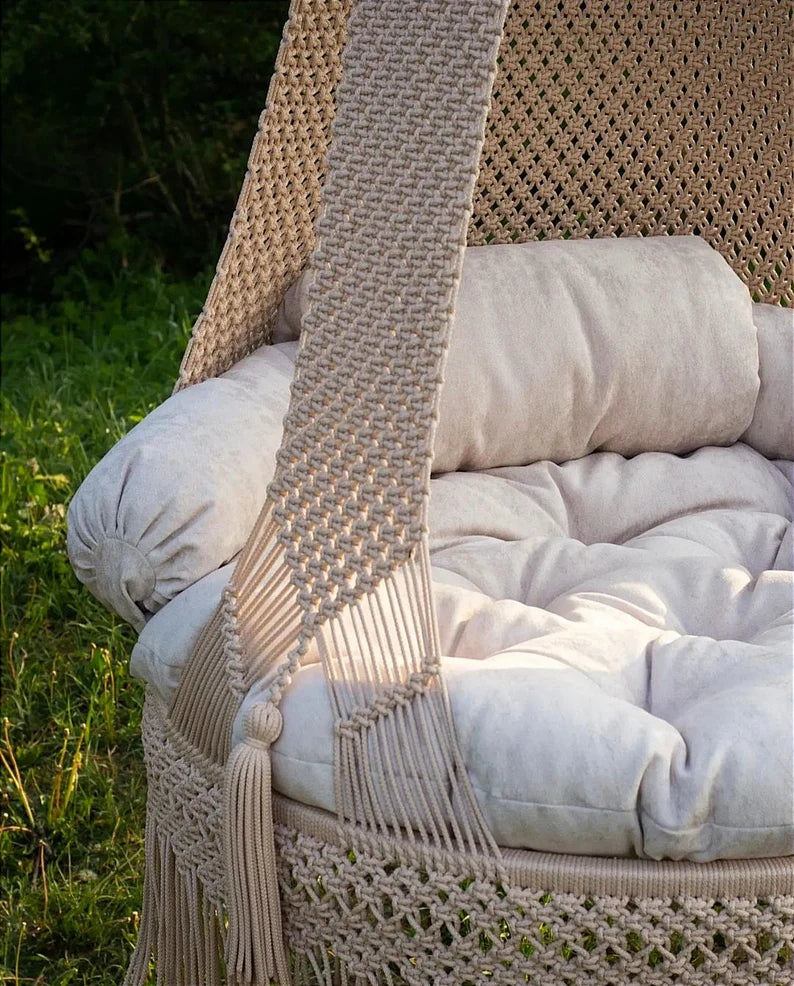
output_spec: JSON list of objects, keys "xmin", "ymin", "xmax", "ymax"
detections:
[
  {"xmin": 179, "ymin": 0, "xmax": 793, "ymax": 390},
  {"xmin": 177, "ymin": 0, "xmax": 351, "ymax": 388},
  {"xmin": 469, "ymin": 0, "xmax": 793, "ymax": 305},
  {"xmin": 275, "ymin": 812, "xmax": 794, "ymax": 986}
]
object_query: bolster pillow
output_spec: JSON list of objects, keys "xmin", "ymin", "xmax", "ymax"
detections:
[
  {"xmin": 433, "ymin": 236, "xmax": 759, "ymax": 471},
  {"xmin": 67, "ymin": 342, "xmax": 298, "ymax": 630},
  {"xmin": 279, "ymin": 236, "xmax": 760, "ymax": 472}
]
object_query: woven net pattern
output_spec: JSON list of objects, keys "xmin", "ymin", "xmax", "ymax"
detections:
[
  {"xmin": 470, "ymin": 0, "xmax": 793, "ymax": 304},
  {"xmin": 177, "ymin": 0, "xmax": 351, "ymax": 388},
  {"xmin": 276, "ymin": 818, "xmax": 794, "ymax": 986},
  {"xmin": 142, "ymin": 691, "xmax": 226, "ymax": 904}
]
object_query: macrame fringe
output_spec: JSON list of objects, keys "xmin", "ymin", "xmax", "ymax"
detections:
[
  {"xmin": 125, "ymin": 808, "xmax": 225, "ymax": 986},
  {"xmin": 290, "ymin": 948, "xmax": 404, "ymax": 986},
  {"xmin": 225, "ymin": 702, "xmax": 291, "ymax": 986}
]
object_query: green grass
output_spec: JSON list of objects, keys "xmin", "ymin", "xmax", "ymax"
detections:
[{"xmin": 0, "ymin": 255, "xmax": 209, "ymax": 984}]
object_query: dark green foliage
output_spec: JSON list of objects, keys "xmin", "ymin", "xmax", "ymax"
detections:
[{"xmin": 2, "ymin": 0, "xmax": 289, "ymax": 297}]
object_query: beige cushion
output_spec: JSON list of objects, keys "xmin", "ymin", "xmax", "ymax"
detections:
[
  {"xmin": 67, "ymin": 342, "xmax": 298, "ymax": 629},
  {"xmin": 272, "ymin": 272, "xmax": 311, "ymax": 344},
  {"xmin": 281, "ymin": 236, "xmax": 759, "ymax": 472},
  {"xmin": 741, "ymin": 303, "xmax": 794, "ymax": 459}
]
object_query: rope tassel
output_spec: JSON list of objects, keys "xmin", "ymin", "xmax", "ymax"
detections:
[{"xmin": 225, "ymin": 703, "xmax": 290, "ymax": 986}]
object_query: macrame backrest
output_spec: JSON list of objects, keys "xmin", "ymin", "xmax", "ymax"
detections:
[
  {"xmin": 177, "ymin": 0, "xmax": 351, "ymax": 388},
  {"xmin": 471, "ymin": 0, "xmax": 793, "ymax": 304},
  {"xmin": 178, "ymin": 0, "xmax": 792, "ymax": 389}
]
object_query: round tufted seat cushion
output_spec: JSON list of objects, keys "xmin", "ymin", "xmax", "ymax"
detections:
[{"xmin": 133, "ymin": 442, "xmax": 793, "ymax": 862}]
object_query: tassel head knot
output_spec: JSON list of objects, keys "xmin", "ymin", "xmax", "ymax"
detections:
[{"xmin": 242, "ymin": 703, "xmax": 282, "ymax": 748}]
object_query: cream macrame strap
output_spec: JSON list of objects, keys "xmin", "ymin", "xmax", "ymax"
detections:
[{"xmin": 163, "ymin": 2, "xmax": 510, "ymax": 984}]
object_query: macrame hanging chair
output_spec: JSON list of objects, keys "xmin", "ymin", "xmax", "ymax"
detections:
[{"xmin": 125, "ymin": 1, "xmax": 793, "ymax": 984}]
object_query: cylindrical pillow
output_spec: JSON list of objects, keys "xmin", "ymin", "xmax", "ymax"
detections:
[
  {"xmin": 280, "ymin": 236, "xmax": 759, "ymax": 473},
  {"xmin": 67, "ymin": 342, "xmax": 298, "ymax": 630},
  {"xmin": 432, "ymin": 236, "xmax": 758, "ymax": 471},
  {"xmin": 740, "ymin": 303, "xmax": 793, "ymax": 459}
]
